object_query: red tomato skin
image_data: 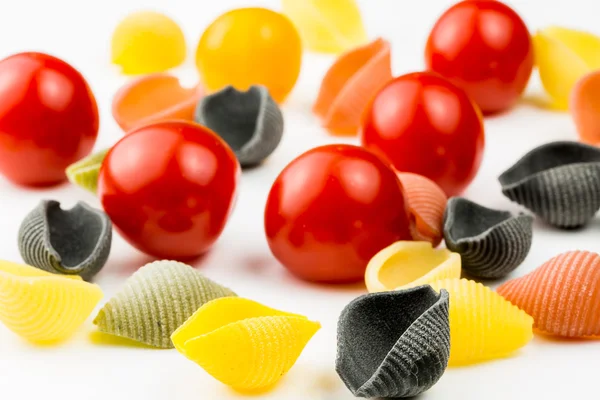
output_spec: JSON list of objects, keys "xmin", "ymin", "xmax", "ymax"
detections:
[
  {"xmin": 425, "ymin": 0, "xmax": 534, "ymax": 114},
  {"xmin": 264, "ymin": 144, "xmax": 412, "ymax": 283},
  {"xmin": 0, "ymin": 52, "xmax": 99, "ymax": 186},
  {"xmin": 361, "ymin": 72, "xmax": 485, "ymax": 197},
  {"xmin": 98, "ymin": 121, "xmax": 240, "ymax": 259}
]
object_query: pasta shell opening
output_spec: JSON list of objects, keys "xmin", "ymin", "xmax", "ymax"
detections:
[
  {"xmin": 172, "ymin": 297, "xmax": 320, "ymax": 391},
  {"xmin": 444, "ymin": 198, "xmax": 533, "ymax": 279},
  {"xmin": 195, "ymin": 85, "xmax": 283, "ymax": 167},
  {"xmin": 336, "ymin": 286, "xmax": 450, "ymax": 398},
  {"xmin": 365, "ymin": 241, "xmax": 461, "ymax": 292},
  {"xmin": 112, "ymin": 73, "xmax": 203, "ymax": 132},
  {"xmin": 18, "ymin": 200, "xmax": 112, "ymax": 281},
  {"xmin": 313, "ymin": 38, "xmax": 392, "ymax": 135}
]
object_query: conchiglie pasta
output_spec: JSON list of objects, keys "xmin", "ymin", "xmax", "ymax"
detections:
[
  {"xmin": 313, "ymin": 38, "xmax": 392, "ymax": 135},
  {"xmin": 497, "ymin": 251, "xmax": 600, "ymax": 338},
  {"xmin": 0, "ymin": 260, "xmax": 103, "ymax": 344},
  {"xmin": 365, "ymin": 241, "xmax": 460, "ymax": 293},
  {"xmin": 172, "ymin": 297, "xmax": 320, "ymax": 391},
  {"xmin": 398, "ymin": 172, "xmax": 447, "ymax": 246},
  {"xmin": 429, "ymin": 278, "xmax": 533, "ymax": 366}
]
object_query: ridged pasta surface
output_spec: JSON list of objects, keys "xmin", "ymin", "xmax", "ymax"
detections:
[
  {"xmin": 94, "ymin": 260, "xmax": 235, "ymax": 348},
  {"xmin": 0, "ymin": 260, "xmax": 103, "ymax": 344},
  {"xmin": 497, "ymin": 251, "xmax": 600, "ymax": 338},
  {"xmin": 172, "ymin": 297, "xmax": 320, "ymax": 391},
  {"xmin": 398, "ymin": 172, "xmax": 447, "ymax": 246},
  {"xmin": 429, "ymin": 278, "xmax": 533, "ymax": 366}
]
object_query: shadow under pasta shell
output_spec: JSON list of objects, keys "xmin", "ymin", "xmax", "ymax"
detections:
[
  {"xmin": 444, "ymin": 197, "xmax": 533, "ymax": 279},
  {"xmin": 18, "ymin": 200, "xmax": 112, "ymax": 281},
  {"xmin": 195, "ymin": 85, "xmax": 284, "ymax": 167},
  {"xmin": 499, "ymin": 141, "xmax": 600, "ymax": 228},
  {"xmin": 336, "ymin": 285, "xmax": 450, "ymax": 398}
]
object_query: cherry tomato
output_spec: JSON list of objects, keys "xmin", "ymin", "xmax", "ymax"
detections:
[
  {"xmin": 264, "ymin": 144, "xmax": 412, "ymax": 283},
  {"xmin": 425, "ymin": 0, "xmax": 534, "ymax": 114},
  {"xmin": 361, "ymin": 72, "xmax": 484, "ymax": 196},
  {"xmin": 98, "ymin": 121, "xmax": 239, "ymax": 259},
  {"xmin": 0, "ymin": 53, "xmax": 98, "ymax": 186}
]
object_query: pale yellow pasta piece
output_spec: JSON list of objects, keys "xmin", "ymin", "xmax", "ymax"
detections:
[{"xmin": 365, "ymin": 241, "xmax": 461, "ymax": 292}]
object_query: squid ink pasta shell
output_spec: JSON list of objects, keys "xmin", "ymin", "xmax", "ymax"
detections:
[
  {"xmin": 195, "ymin": 85, "xmax": 283, "ymax": 167},
  {"xmin": 171, "ymin": 297, "xmax": 320, "ymax": 391},
  {"xmin": 94, "ymin": 260, "xmax": 236, "ymax": 348},
  {"xmin": 444, "ymin": 197, "xmax": 533, "ymax": 279},
  {"xmin": 336, "ymin": 286, "xmax": 450, "ymax": 398},
  {"xmin": 499, "ymin": 141, "xmax": 600, "ymax": 228},
  {"xmin": 18, "ymin": 200, "xmax": 112, "ymax": 281},
  {"xmin": 65, "ymin": 148, "xmax": 109, "ymax": 194},
  {"xmin": 497, "ymin": 251, "xmax": 600, "ymax": 338}
]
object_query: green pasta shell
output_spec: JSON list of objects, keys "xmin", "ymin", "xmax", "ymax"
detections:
[
  {"xmin": 65, "ymin": 148, "xmax": 110, "ymax": 194},
  {"xmin": 93, "ymin": 260, "xmax": 236, "ymax": 348}
]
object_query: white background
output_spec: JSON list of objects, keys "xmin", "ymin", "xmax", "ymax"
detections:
[{"xmin": 0, "ymin": 0, "xmax": 599, "ymax": 399}]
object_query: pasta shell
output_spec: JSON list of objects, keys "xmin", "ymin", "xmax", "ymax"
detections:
[
  {"xmin": 65, "ymin": 149, "xmax": 109, "ymax": 194},
  {"xmin": 171, "ymin": 297, "xmax": 320, "ymax": 391},
  {"xmin": 313, "ymin": 38, "xmax": 392, "ymax": 135},
  {"xmin": 94, "ymin": 260, "xmax": 236, "ymax": 348},
  {"xmin": 570, "ymin": 70, "xmax": 600, "ymax": 145},
  {"xmin": 111, "ymin": 11, "xmax": 186, "ymax": 74},
  {"xmin": 195, "ymin": 85, "xmax": 283, "ymax": 167},
  {"xmin": 365, "ymin": 241, "xmax": 461, "ymax": 293},
  {"xmin": 112, "ymin": 73, "xmax": 203, "ymax": 132},
  {"xmin": 281, "ymin": 0, "xmax": 367, "ymax": 54},
  {"xmin": 497, "ymin": 251, "xmax": 600, "ymax": 338},
  {"xmin": 429, "ymin": 279, "xmax": 533, "ymax": 366},
  {"xmin": 398, "ymin": 172, "xmax": 447, "ymax": 246},
  {"xmin": 499, "ymin": 141, "xmax": 600, "ymax": 228},
  {"xmin": 18, "ymin": 200, "xmax": 112, "ymax": 281},
  {"xmin": 0, "ymin": 260, "xmax": 103, "ymax": 344},
  {"xmin": 336, "ymin": 286, "xmax": 450, "ymax": 398},
  {"xmin": 443, "ymin": 197, "xmax": 533, "ymax": 279},
  {"xmin": 534, "ymin": 26, "xmax": 600, "ymax": 110}
]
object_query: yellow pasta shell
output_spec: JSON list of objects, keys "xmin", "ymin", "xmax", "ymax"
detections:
[
  {"xmin": 534, "ymin": 26, "xmax": 600, "ymax": 110},
  {"xmin": 172, "ymin": 297, "xmax": 320, "ymax": 391},
  {"xmin": 429, "ymin": 278, "xmax": 533, "ymax": 366},
  {"xmin": 365, "ymin": 241, "xmax": 461, "ymax": 292},
  {"xmin": 281, "ymin": 0, "xmax": 367, "ymax": 54},
  {"xmin": 0, "ymin": 260, "xmax": 103, "ymax": 344}
]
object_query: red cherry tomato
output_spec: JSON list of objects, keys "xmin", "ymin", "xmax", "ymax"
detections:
[
  {"xmin": 0, "ymin": 52, "xmax": 99, "ymax": 186},
  {"xmin": 361, "ymin": 72, "xmax": 485, "ymax": 196},
  {"xmin": 98, "ymin": 121, "xmax": 240, "ymax": 259},
  {"xmin": 264, "ymin": 144, "xmax": 412, "ymax": 283},
  {"xmin": 425, "ymin": 0, "xmax": 533, "ymax": 114}
]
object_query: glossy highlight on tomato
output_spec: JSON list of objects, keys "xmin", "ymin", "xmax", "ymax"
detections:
[
  {"xmin": 361, "ymin": 72, "xmax": 485, "ymax": 197},
  {"xmin": 0, "ymin": 52, "xmax": 99, "ymax": 186},
  {"xmin": 264, "ymin": 144, "xmax": 412, "ymax": 283},
  {"xmin": 98, "ymin": 121, "xmax": 240, "ymax": 259},
  {"xmin": 425, "ymin": 0, "xmax": 534, "ymax": 114}
]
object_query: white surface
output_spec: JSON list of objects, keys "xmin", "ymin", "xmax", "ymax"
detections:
[{"xmin": 0, "ymin": 0, "xmax": 599, "ymax": 399}]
